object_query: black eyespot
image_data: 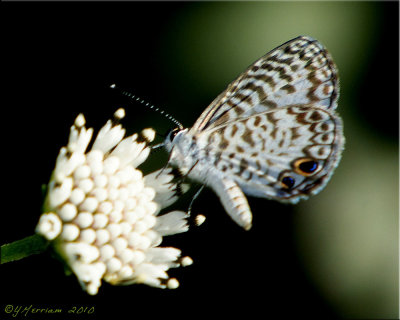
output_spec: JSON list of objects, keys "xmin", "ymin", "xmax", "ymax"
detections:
[
  {"xmin": 293, "ymin": 158, "xmax": 320, "ymax": 176},
  {"xmin": 299, "ymin": 160, "xmax": 318, "ymax": 173},
  {"xmin": 281, "ymin": 176, "xmax": 295, "ymax": 189}
]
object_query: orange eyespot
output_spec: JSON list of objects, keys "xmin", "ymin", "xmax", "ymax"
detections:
[{"xmin": 293, "ymin": 158, "xmax": 319, "ymax": 176}]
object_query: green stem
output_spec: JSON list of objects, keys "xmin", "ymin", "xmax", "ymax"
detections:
[{"xmin": 1, "ymin": 234, "xmax": 49, "ymax": 264}]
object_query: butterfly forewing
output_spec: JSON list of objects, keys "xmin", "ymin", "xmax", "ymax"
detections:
[{"xmin": 191, "ymin": 36, "xmax": 339, "ymax": 132}]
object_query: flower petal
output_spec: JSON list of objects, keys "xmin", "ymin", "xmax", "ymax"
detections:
[
  {"xmin": 144, "ymin": 168, "xmax": 189, "ymax": 209},
  {"xmin": 154, "ymin": 211, "xmax": 189, "ymax": 236}
]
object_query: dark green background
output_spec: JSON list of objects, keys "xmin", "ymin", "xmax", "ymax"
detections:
[{"xmin": 1, "ymin": 2, "xmax": 398, "ymax": 319}]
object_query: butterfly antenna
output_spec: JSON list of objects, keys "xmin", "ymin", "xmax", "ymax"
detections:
[{"xmin": 110, "ymin": 84, "xmax": 183, "ymax": 130}]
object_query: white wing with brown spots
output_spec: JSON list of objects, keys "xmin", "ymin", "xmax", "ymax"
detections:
[{"xmin": 164, "ymin": 36, "xmax": 344, "ymax": 230}]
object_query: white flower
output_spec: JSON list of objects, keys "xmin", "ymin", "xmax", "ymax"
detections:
[{"xmin": 36, "ymin": 109, "xmax": 192, "ymax": 295}]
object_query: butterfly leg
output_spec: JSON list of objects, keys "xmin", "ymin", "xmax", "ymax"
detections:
[
  {"xmin": 187, "ymin": 185, "xmax": 205, "ymax": 216},
  {"xmin": 210, "ymin": 178, "xmax": 252, "ymax": 230}
]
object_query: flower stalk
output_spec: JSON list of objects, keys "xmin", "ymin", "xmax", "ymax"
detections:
[{"xmin": 1, "ymin": 234, "xmax": 48, "ymax": 264}]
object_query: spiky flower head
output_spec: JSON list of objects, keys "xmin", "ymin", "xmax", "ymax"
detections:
[{"xmin": 36, "ymin": 109, "xmax": 192, "ymax": 295}]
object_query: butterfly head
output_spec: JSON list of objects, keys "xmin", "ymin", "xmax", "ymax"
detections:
[{"xmin": 163, "ymin": 127, "xmax": 198, "ymax": 175}]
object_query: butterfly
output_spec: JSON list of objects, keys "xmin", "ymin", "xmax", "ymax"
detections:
[{"xmin": 164, "ymin": 36, "xmax": 344, "ymax": 230}]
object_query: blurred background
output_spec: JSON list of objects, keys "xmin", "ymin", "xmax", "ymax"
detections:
[{"xmin": 2, "ymin": 2, "xmax": 398, "ymax": 319}]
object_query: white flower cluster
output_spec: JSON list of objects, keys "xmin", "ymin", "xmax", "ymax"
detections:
[{"xmin": 36, "ymin": 109, "xmax": 192, "ymax": 295}]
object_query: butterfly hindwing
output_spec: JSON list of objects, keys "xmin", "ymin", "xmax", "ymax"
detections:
[{"xmin": 198, "ymin": 104, "xmax": 343, "ymax": 203}]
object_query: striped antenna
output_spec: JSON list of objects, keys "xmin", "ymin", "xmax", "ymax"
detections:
[{"xmin": 110, "ymin": 84, "xmax": 183, "ymax": 130}]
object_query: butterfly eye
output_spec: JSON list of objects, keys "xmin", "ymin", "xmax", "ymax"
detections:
[
  {"xmin": 167, "ymin": 128, "xmax": 180, "ymax": 142},
  {"xmin": 293, "ymin": 158, "xmax": 320, "ymax": 176},
  {"xmin": 281, "ymin": 176, "xmax": 295, "ymax": 189}
]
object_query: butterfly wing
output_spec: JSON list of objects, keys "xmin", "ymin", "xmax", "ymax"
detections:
[
  {"xmin": 170, "ymin": 36, "xmax": 343, "ymax": 228},
  {"xmin": 198, "ymin": 104, "xmax": 344, "ymax": 203},
  {"xmin": 191, "ymin": 36, "xmax": 339, "ymax": 132}
]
